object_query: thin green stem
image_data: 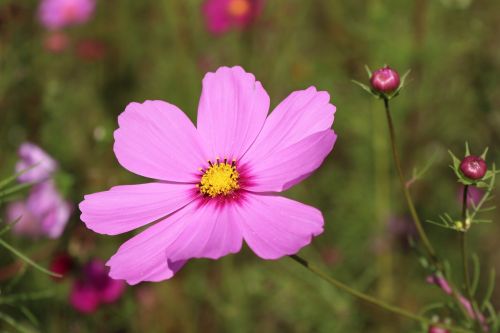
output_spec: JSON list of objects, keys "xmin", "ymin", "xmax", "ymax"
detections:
[
  {"xmin": 461, "ymin": 185, "xmax": 469, "ymax": 222},
  {"xmin": 0, "ymin": 238, "xmax": 61, "ymax": 278},
  {"xmin": 382, "ymin": 98, "xmax": 472, "ymax": 320},
  {"xmin": 0, "ymin": 290, "xmax": 54, "ymax": 305},
  {"xmin": 289, "ymin": 255, "xmax": 472, "ymax": 333},
  {"xmin": 460, "ymin": 186, "xmax": 486, "ymax": 332},
  {"xmin": 460, "ymin": 186, "xmax": 471, "ymax": 297},
  {"xmin": 383, "ymin": 98, "xmax": 437, "ymax": 264},
  {"xmin": 0, "ymin": 311, "xmax": 35, "ymax": 333}
]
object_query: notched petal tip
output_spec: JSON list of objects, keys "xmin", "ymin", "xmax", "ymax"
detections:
[{"xmin": 203, "ymin": 65, "xmax": 258, "ymax": 86}]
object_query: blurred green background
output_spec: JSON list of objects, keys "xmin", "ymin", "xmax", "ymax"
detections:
[{"xmin": 1, "ymin": 0, "xmax": 500, "ymax": 332}]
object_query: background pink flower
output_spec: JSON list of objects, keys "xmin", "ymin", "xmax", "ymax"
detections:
[
  {"xmin": 202, "ymin": 0, "xmax": 264, "ymax": 35},
  {"xmin": 7, "ymin": 181, "xmax": 72, "ymax": 238},
  {"xmin": 16, "ymin": 142, "xmax": 57, "ymax": 183},
  {"xmin": 80, "ymin": 66, "xmax": 336, "ymax": 284},
  {"xmin": 38, "ymin": 0, "xmax": 96, "ymax": 30}
]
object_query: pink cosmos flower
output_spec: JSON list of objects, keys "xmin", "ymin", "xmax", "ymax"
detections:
[
  {"xmin": 80, "ymin": 66, "xmax": 336, "ymax": 285},
  {"xmin": 7, "ymin": 181, "xmax": 71, "ymax": 238},
  {"xmin": 38, "ymin": 0, "xmax": 96, "ymax": 30},
  {"xmin": 202, "ymin": 0, "xmax": 264, "ymax": 35},
  {"xmin": 16, "ymin": 142, "xmax": 57, "ymax": 183},
  {"xmin": 70, "ymin": 259, "xmax": 125, "ymax": 313}
]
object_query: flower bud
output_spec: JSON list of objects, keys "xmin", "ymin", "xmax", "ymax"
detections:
[
  {"xmin": 50, "ymin": 252, "xmax": 74, "ymax": 280},
  {"xmin": 428, "ymin": 326, "xmax": 449, "ymax": 333},
  {"xmin": 460, "ymin": 155, "xmax": 487, "ymax": 180},
  {"xmin": 370, "ymin": 66, "xmax": 400, "ymax": 93}
]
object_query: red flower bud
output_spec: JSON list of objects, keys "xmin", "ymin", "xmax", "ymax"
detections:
[
  {"xmin": 50, "ymin": 252, "xmax": 74, "ymax": 281},
  {"xmin": 460, "ymin": 155, "xmax": 487, "ymax": 180},
  {"xmin": 370, "ymin": 66, "xmax": 400, "ymax": 93}
]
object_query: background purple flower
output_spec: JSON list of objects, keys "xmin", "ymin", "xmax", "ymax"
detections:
[
  {"xmin": 38, "ymin": 0, "xmax": 96, "ymax": 30},
  {"xmin": 457, "ymin": 185, "xmax": 484, "ymax": 208},
  {"xmin": 70, "ymin": 259, "xmax": 125, "ymax": 313},
  {"xmin": 16, "ymin": 142, "xmax": 57, "ymax": 183},
  {"xmin": 7, "ymin": 181, "xmax": 71, "ymax": 239},
  {"xmin": 202, "ymin": 0, "xmax": 264, "ymax": 35},
  {"xmin": 388, "ymin": 215, "xmax": 418, "ymax": 250}
]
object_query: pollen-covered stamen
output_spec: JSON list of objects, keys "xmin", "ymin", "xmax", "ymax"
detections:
[{"xmin": 199, "ymin": 159, "xmax": 240, "ymax": 198}]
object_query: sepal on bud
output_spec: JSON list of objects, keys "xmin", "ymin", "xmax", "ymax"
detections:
[{"xmin": 352, "ymin": 65, "xmax": 410, "ymax": 100}]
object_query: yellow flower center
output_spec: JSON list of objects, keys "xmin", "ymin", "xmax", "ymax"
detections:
[
  {"xmin": 227, "ymin": 0, "xmax": 250, "ymax": 18},
  {"xmin": 198, "ymin": 159, "xmax": 240, "ymax": 198}
]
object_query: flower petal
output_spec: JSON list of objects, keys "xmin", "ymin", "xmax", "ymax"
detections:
[
  {"xmin": 197, "ymin": 66, "xmax": 269, "ymax": 160},
  {"xmin": 242, "ymin": 129, "xmax": 336, "ymax": 192},
  {"xmin": 79, "ymin": 182, "xmax": 196, "ymax": 235},
  {"xmin": 235, "ymin": 193, "xmax": 324, "ymax": 259},
  {"xmin": 243, "ymin": 86, "xmax": 335, "ymax": 162},
  {"xmin": 107, "ymin": 200, "xmax": 243, "ymax": 285},
  {"xmin": 165, "ymin": 200, "xmax": 243, "ymax": 263},
  {"xmin": 114, "ymin": 100, "xmax": 209, "ymax": 182},
  {"xmin": 106, "ymin": 211, "xmax": 188, "ymax": 285}
]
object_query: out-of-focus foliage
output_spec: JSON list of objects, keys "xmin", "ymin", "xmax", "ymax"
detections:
[{"xmin": 0, "ymin": 0, "xmax": 500, "ymax": 332}]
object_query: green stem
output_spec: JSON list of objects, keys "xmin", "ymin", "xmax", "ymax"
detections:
[
  {"xmin": 383, "ymin": 98, "xmax": 437, "ymax": 264},
  {"xmin": 0, "ymin": 311, "xmax": 35, "ymax": 333},
  {"xmin": 460, "ymin": 186, "xmax": 471, "ymax": 298},
  {"xmin": 382, "ymin": 98, "xmax": 472, "ymax": 320},
  {"xmin": 0, "ymin": 290, "xmax": 54, "ymax": 305},
  {"xmin": 460, "ymin": 186, "xmax": 486, "ymax": 332},
  {"xmin": 289, "ymin": 255, "xmax": 472, "ymax": 333},
  {"xmin": 0, "ymin": 238, "xmax": 61, "ymax": 278},
  {"xmin": 384, "ymin": 98, "xmax": 474, "ymax": 318}
]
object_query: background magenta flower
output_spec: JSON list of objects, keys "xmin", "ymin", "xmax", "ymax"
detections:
[
  {"xmin": 6, "ymin": 181, "xmax": 71, "ymax": 238},
  {"xmin": 70, "ymin": 280, "xmax": 100, "ymax": 313},
  {"xmin": 38, "ymin": 0, "xmax": 96, "ymax": 30},
  {"xmin": 80, "ymin": 66, "xmax": 336, "ymax": 284},
  {"xmin": 70, "ymin": 259, "xmax": 125, "ymax": 313},
  {"xmin": 202, "ymin": 0, "xmax": 264, "ymax": 35},
  {"xmin": 16, "ymin": 142, "xmax": 57, "ymax": 183}
]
